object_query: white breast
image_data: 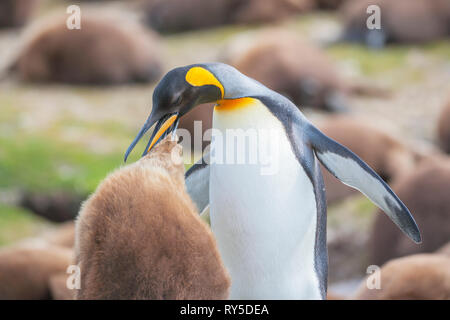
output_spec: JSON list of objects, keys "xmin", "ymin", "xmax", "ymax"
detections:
[{"xmin": 209, "ymin": 99, "xmax": 321, "ymax": 299}]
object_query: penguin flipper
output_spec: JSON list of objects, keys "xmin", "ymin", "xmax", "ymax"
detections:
[
  {"xmin": 185, "ymin": 152, "xmax": 210, "ymax": 213},
  {"xmin": 306, "ymin": 124, "xmax": 421, "ymax": 243}
]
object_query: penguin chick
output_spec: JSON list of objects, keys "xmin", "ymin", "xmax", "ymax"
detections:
[
  {"xmin": 0, "ymin": 245, "xmax": 73, "ymax": 300},
  {"xmin": 437, "ymin": 242, "xmax": 450, "ymax": 257},
  {"xmin": 370, "ymin": 157, "xmax": 450, "ymax": 266},
  {"xmin": 317, "ymin": 116, "xmax": 419, "ymax": 204},
  {"xmin": 139, "ymin": 0, "xmax": 229, "ymax": 33},
  {"xmin": 353, "ymin": 253, "xmax": 450, "ymax": 300},
  {"xmin": 0, "ymin": 0, "xmax": 40, "ymax": 28},
  {"xmin": 229, "ymin": 31, "xmax": 348, "ymax": 112},
  {"xmin": 140, "ymin": 0, "xmax": 314, "ymax": 33},
  {"xmin": 40, "ymin": 222, "xmax": 75, "ymax": 248},
  {"xmin": 16, "ymin": 222, "xmax": 75, "ymax": 250},
  {"xmin": 340, "ymin": 0, "xmax": 450, "ymax": 47},
  {"xmin": 15, "ymin": 13, "xmax": 162, "ymax": 84},
  {"xmin": 229, "ymin": 0, "xmax": 315, "ymax": 25},
  {"xmin": 75, "ymin": 136, "xmax": 230, "ymax": 300},
  {"xmin": 20, "ymin": 191, "xmax": 83, "ymax": 222},
  {"xmin": 49, "ymin": 273, "xmax": 74, "ymax": 300},
  {"xmin": 437, "ymin": 99, "xmax": 450, "ymax": 154},
  {"xmin": 314, "ymin": 0, "xmax": 346, "ymax": 10}
]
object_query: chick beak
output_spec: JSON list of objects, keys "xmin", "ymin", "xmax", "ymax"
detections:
[{"xmin": 124, "ymin": 112, "xmax": 179, "ymax": 162}]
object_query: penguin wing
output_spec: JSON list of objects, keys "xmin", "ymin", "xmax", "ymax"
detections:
[
  {"xmin": 305, "ymin": 123, "xmax": 421, "ymax": 243},
  {"xmin": 185, "ymin": 152, "xmax": 210, "ymax": 213}
]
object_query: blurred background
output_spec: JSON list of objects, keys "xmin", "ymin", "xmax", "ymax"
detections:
[{"xmin": 0, "ymin": 0, "xmax": 449, "ymax": 299}]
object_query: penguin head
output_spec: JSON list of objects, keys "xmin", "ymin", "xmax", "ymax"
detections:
[{"xmin": 124, "ymin": 64, "xmax": 224, "ymax": 161}]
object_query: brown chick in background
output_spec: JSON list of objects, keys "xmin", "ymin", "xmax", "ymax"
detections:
[
  {"xmin": 0, "ymin": 0, "xmax": 40, "ymax": 28},
  {"xmin": 353, "ymin": 253, "xmax": 450, "ymax": 300},
  {"xmin": 437, "ymin": 99, "xmax": 450, "ymax": 154},
  {"xmin": 0, "ymin": 245, "xmax": 73, "ymax": 300},
  {"xmin": 229, "ymin": 31, "xmax": 349, "ymax": 112},
  {"xmin": 317, "ymin": 116, "xmax": 420, "ymax": 204},
  {"xmin": 13, "ymin": 13, "xmax": 162, "ymax": 84},
  {"xmin": 340, "ymin": 0, "xmax": 450, "ymax": 47},
  {"xmin": 370, "ymin": 157, "xmax": 450, "ymax": 266}
]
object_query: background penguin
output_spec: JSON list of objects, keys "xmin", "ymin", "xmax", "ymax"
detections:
[
  {"xmin": 437, "ymin": 242, "xmax": 450, "ymax": 256},
  {"xmin": 0, "ymin": 244, "xmax": 73, "ymax": 300},
  {"xmin": 340, "ymin": 0, "xmax": 450, "ymax": 47},
  {"xmin": 370, "ymin": 156, "xmax": 450, "ymax": 266},
  {"xmin": 125, "ymin": 62, "xmax": 420, "ymax": 299},
  {"xmin": 228, "ymin": 0, "xmax": 315, "ymax": 25},
  {"xmin": 353, "ymin": 252, "xmax": 450, "ymax": 300},
  {"xmin": 314, "ymin": 0, "xmax": 346, "ymax": 10},
  {"xmin": 437, "ymin": 99, "xmax": 450, "ymax": 154},
  {"xmin": 0, "ymin": 0, "xmax": 40, "ymax": 28},
  {"xmin": 48, "ymin": 273, "xmax": 74, "ymax": 300},
  {"xmin": 227, "ymin": 31, "xmax": 349, "ymax": 112},
  {"xmin": 76, "ymin": 136, "xmax": 230, "ymax": 299},
  {"xmin": 139, "ymin": 0, "xmax": 314, "ymax": 33},
  {"xmin": 316, "ymin": 116, "xmax": 421, "ymax": 204},
  {"xmin": 39, "ymin": 222, "xmax": 75, "ymax": 249},
  {"xmin": 12, "ymin": 13, "xmax": 163, "ymax": 84},
  {"xmin": 19, "ymin": 191, "xmax": 83, "ymax": 223},
  {"xmin": 139, "ymin": 0, "xmax": 229, "ymax": 33}
]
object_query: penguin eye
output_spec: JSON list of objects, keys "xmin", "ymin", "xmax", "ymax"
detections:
[{"xmin": 173, "ymin": 95, "xmax": 183, "ymax": 106}]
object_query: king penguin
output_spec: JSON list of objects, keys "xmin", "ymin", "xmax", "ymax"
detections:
[{"xmin": 124, "ymin": 62, "xmax": 421, "ymax": 300}]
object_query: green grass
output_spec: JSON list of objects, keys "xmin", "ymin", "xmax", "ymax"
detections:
[
  {"xmin": 0, "ymin": 134, "xmax": 124, "ymax": 194},
  {"xmin": 423, "ymin": 41, "xmax": 450, "ymax": 59},
  {"xmin": 0, "ymin": 204, "xmax": 50, "ymax": 246},
  {"xmin": 327, "ymin": 44, "xmax": 410, "ymax": 76},
  {"xmin": 327, "ymin": 40, "xmax": 450, "ymax": 83},
  {"xmin": 328, "ymin": 195, "xmax": 376, "ymax": 230}
]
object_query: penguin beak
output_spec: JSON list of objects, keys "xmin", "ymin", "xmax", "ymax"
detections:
[{"xmin": 124, "ymin": 112, "xmax": 179, "ymax": 162}]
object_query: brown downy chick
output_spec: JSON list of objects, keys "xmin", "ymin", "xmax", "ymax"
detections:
[
  {"xmin": 370, "ymin": 157, "xmax": 450, "ymax": 266},
  {"xmin": 353, "ymin": 253, "xmax": 450, "ymax": 300},
  {"xmin": 14, "ymin": 14, "xmax": 162, "ymax": 84},
  {"xmin": 0, "ymin": 0, "xmax": 40, "ymax": 28},
  {"xmin": 437, "ymin": 99, "xmax": 450, "ymax": 154},
  {"xmin": 75, "ymin": 136, "xmax": 230, "ymax": 299},
  {"xmin": 0, "ymin": 245, "xmax": 73, "ymax": 300}
]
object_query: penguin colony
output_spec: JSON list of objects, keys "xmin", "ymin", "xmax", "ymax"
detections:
[
  {"xmin": 140, "ymin": 0, "xmax": 315, "ymax": 33},
  {"xmin": 316, "ymin": 116, "xmax": 421, "ymax": 204},
  {"xmin": 353, "ymin": 248, "xmax": 450, "ymax": 300},
  {"xmin": 0, "ymin": 0, "xmax": 449, "ymax": 300},
  {"xmin": 340, "ymin": 0, "xmax": 450, "ymax": 47},
  {"xmin": 14, "ymin": 15, "xmax": 163, "ymax": 84},
  {"xmin": 0, "ymin": 0, "xmax": 40, "ymax": 28},
  {"xmin": 228, "ymin": 31, "xmax": 349, "ymax": 112},
  {"xmin": 369, "ymin": 157, "xmax": 450, "ymax": 266},
  {"xmin": 437, "ymin": 99, "xmax": 450, "ymax": 154}
]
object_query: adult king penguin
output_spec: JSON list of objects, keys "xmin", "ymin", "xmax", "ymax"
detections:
[{"xmin": 124, "ymin": 63, "xmax": 421, "ymax": 300}]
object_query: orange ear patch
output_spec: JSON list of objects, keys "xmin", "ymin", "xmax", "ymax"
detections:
[
  {"xmin": 215, "ymin": 97, "xmax": 258, "ymax": 112},
  {"xmin": 185, "ymin": 67, "xmax": 224, "ymax": 98}
]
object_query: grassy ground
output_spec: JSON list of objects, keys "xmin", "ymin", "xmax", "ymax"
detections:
[{"xmin": 0, "ymin": 204, "xmax": 50, "ymax": 246}]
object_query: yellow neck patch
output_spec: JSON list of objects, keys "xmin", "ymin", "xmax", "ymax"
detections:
[
  {"xmin": 214, "ymin": 97, "xmax": 258, "ymax": 112},
  {"xmin": 185, "ymin": 67, "xmax": 224, "ymax": 98}
]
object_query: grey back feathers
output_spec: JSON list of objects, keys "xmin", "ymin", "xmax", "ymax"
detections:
[{"xmin": 186, "ymin": 62, "xmax": 420, "ymax": 244}]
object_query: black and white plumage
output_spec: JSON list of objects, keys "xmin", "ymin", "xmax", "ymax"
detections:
[{"xmin": 126, "ymin": 62, "xmax": 421, "ymax": 299}]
